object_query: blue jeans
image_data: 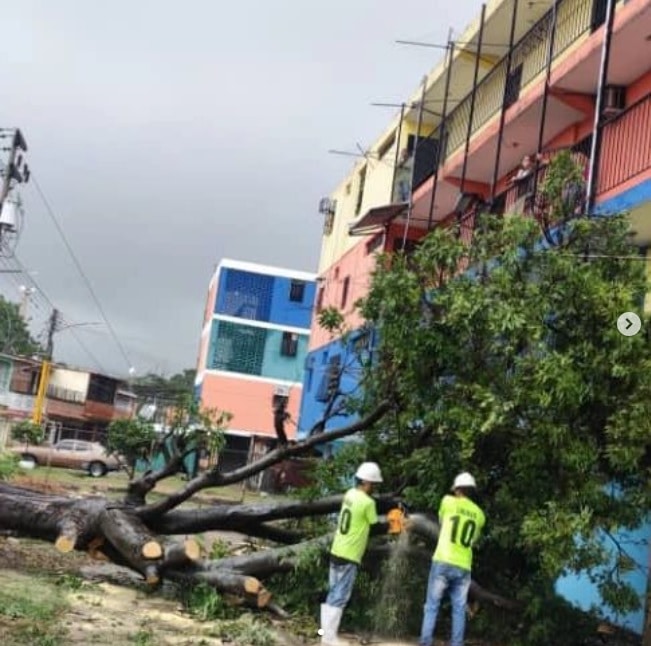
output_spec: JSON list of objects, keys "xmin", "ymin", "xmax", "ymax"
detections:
[
  {"xmin": 325, "ymin": 560, "xmax": 358, "ymax": 608},
  {"xmin": 419, "ymin": 561, "xmax": 471, "ymax": 646}
]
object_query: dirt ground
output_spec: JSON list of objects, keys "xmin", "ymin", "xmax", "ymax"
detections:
[{"xmin": 0, "ymin": 536, "xmax": 429, "ymax": 646}]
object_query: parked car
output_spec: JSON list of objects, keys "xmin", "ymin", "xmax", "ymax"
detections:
[{"xmin": 9, "ymin": 439, "xmax": 121, "ymax": 477}]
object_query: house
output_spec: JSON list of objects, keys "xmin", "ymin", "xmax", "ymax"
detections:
[{"xmin": 0, "ymin": 353, "xmax": 137, "ymax": 448}]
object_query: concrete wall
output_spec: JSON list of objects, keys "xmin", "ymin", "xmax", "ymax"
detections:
[{"xmin": 200, "ymin": 372, "xmax": 302, "ymax": 438}]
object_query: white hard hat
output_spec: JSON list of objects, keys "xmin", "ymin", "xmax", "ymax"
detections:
[
  {"xmin": 355, "ymin": 462, "xmax": 383, "ymax": 483},
  {"xmin": 453, "ymin": 472, "xmax": 476, "ymax": 489}
]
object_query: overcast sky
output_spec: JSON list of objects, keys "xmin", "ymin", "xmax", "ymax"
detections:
[{"xmin": 1, "ymin": 0, "xmax": 480, "ymax": 378}]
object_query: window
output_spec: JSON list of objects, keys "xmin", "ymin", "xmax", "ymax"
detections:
[
  {"xmin": 289, "ymin": 280, "xmax": 306, "ymax": 303},
  {"xmin": 316, "ymin": 286, "xmax": 324, "ymax": 312},
  {"xmin": 315, "ymin": 354, "xmax": 341, "ymax": 402},
  {"xmin": 280, "ymin": 332, "xmax": 299, "ymax": 357},
  {"xmin": 355, "ymin": 166, "xmax": 367, "ymax": 215},
  {"xmin": 377, "ymin": 131, "xmax": 396, "ymax": 160},
  {"xmin": 591, "ymin": 0, "xmax": 607, "ymax": 31},
  {"xmin": 341, "ymin": 276, "xmax": 350, "ymax": 309},
  {"xmin": 504, "ymin": 64, "xmax": 523, "ymax": 110},
  {"xmin": 56, "ymin": 440, "xmax": 75, "ymax": 451}
]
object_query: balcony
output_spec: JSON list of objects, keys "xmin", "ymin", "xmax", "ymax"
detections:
[
  {"xmin": 409, "ymin": 0, "xmax": 651, "ymax": 227},
  {"xmin": 598, "ymin": 91, "xmax": 651, "ymax": 196}
]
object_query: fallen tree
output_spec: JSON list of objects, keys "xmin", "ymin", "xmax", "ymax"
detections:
[{"xmin": 0, "ymin": 399, "xmax": 519, "ymax": 616}]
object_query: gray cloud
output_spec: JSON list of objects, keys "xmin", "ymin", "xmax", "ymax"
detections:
[{"xmin": 1, "ymin": 0, "xmax": 479, "ymax": 377}]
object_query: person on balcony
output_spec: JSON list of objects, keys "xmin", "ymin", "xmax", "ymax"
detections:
[{"xmin": 508, "ymin": 153, "xmax": 549, "ymax": 215}]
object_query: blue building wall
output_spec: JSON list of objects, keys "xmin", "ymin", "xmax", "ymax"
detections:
[
  {"xmin": 594, "ymin": 177, "xmax": 651, "ymax": 215},
  {"xmin": 206, "ymin": 319, "xmax": 309, "ymax": 383},
  {"xmin": 270, "ymin": 276, "xmax": 316, "ymax": 329},
  {"xmin": 262, "ymin": 329, "xmax": 309, "ymax": 382},
  {"xmin": 214, "ymin": 267, "xmax": 315, "ymax": 329},
  {"xmin": 555, "ymin": 522, "xmax": 650, "ymax": 634},
  {"xmin": 297, "ymin": 329, "xmax": 375, "ymax": 441},
  {"xmin": 215, "ymin": 268, "xmax": 273, "ymax": 321}
]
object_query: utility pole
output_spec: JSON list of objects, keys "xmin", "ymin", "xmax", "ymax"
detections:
[
  {"xmin": 45, "ymin": 308, "xmax": 60, "ymax": 360},
  {"xmin": 32, "ymin": 309, "xmax": 59, "ymax": 425},
  {"xmin": 0, "ymin": 128, "xmax": 29, "ymax": 244}
]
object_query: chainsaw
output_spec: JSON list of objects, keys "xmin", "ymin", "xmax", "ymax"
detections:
[{"xmin": 386, "ymin": 502, "xmax": 408, "ymax": 534}]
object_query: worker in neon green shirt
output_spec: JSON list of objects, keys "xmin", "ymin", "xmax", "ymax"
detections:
[
  {"xmin": 319, "ymin": 462, "xmax": 383, "ymax": 646},
  {"xmin": 418, "ymin": 472, "xmax": 485, "ymax": 646}
]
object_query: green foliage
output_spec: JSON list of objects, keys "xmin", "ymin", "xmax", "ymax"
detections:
[
  {"xmin": 107, "ymin": 394, "xmax": 230, "ymax": 479},
  {"xmin": 165, "ymin": 393, "xmax": 230, "ymax": 456},
  {"xmin": 106, "ymin": 417, "xmax": 156, "ymax": 476},
  {"xmin": 181, "ymin": 582, "xmax": 236, "ymax": 621},
  {"xmin": 317, "ymin": 306, "xmax": 346, "ymax": 336},
  {"xmin": 208, "ymin": 538, "xmax": 231, "ymax": 560},
  {"xmin": 54, "ymin": 574, "xmax": 84, "ymax": 591},
  {"xmin": 11, "ymin": 420, "xmax": 45, "ymax": 445},
  {"xmin": 128, "ymin": 626, "xmax": 155, "ymax": 645},
  {"xmin": 0, "ymin": 452, "xmax": 20, "ymax": 480},
  {"xmin": 268, "ymin": 542, "xmax": 329, "ymax": 617},
  {"xmin": 131, "ymin": 369, "xmax": 196, "ymax": 402},
  {"xmin": 346, "ymin": 204, "xmax": 651, "ymax": 643},
  {"xmin": 0, "ymin": 296, "xmax": 42, "ymax": 356},
  {"xmin": 209, "ymin": 614, "xmax": 278, "ymax": 645}
]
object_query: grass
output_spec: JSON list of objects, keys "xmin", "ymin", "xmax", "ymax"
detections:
[
  {"xmin": 13, "ymin": 466, "xmax": 283, "ymax": 504},
  {"xmin": 0, "ymin": 570, "xmax": 68, "ymax": 645}
]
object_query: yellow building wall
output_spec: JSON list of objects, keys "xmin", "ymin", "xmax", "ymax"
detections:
[
  {"xmin": 316, "ymin": 118, "xmax": 424, "ymax": 274},
  {"xmin": 441, "ymin": 0, "xmax": 612, "ymax": 165}
]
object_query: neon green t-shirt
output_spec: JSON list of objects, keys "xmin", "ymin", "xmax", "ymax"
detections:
[
  {"xmin": 330, "ymin": 488, "xmax": 378, "ymax": 564},
  {"xmin": 432, "ymin": 494, "xmax": 485, "ymax": 571}
]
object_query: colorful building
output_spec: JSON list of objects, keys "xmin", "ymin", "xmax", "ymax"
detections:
[
  {"xmin": 195, "ymin": 259, "xmax": 316, "ymax": 469},
  {"xmin": 0, "ymin": 353, "xmax": 137, "ymax": 449},
  {"xmin": 297, "ymin": 0, "xmax": 651, "ymax": 633}
]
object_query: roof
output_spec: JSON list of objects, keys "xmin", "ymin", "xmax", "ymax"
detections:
[
  {"xmin": 349, "ymin": 203, "xmax": 409, "ymax": 236},
  {"xmin": 215, "ymin": 258, "xmax": 317, "ymax": 283}
]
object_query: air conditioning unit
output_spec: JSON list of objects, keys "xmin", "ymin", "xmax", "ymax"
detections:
[
  {"xmin": 603, "ymin": 85, "xmax": 626, "ymax": 118},
  {"xmin": 273, "ymin": 385, "xmax": 290, "ymax": 397},
  {"xmin": 318, "ymin": 197, "xmax": 336, "ymax": 215}
]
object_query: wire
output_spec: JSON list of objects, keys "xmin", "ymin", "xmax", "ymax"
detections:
[
  {"xmin": 0, "ymin": 252, "xmax": 107, "ymax": 372},
  {"xmin": 30, "ymin": 174, "xmax": 133, "ymax": 372}
]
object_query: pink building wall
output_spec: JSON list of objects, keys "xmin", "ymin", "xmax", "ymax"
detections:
[
  {"xmin": 310, "ymin": 237, "xmax": 377, "ymax": 351},
  {"xmin": 200, "ymin": 373, "xmax": 301, "ymax": 439}
]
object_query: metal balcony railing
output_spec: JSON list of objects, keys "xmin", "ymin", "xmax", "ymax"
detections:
[
  {"xmin": 410, "ymin": 0, "xmax": 617, "ymax": 193},
  {"xmin": 598, "ymin": 92, "xmax": 651, "ymax": 195}
]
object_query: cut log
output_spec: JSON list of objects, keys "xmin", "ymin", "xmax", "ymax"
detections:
[
  {"xmin": 98, "ymin": 508, "xmax": 164, "ymax": 578},
  {"xmin": 166, "ymin": 567, "xmax": 270, "ymax": 606},
  {"xmin": 142, "ymin": 540, "xmax": 163, "ymax": 560},
  {"xmin": 159, "ymin": 539, "xmax": 202, "ymax": 572},
  {"xmin": 54, "ymin": 519, "xmax": 79, "ymax": 553}
]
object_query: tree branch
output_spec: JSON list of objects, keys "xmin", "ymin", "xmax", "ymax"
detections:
[
  {"xmin": 146, "ymin": 494, "xmax": 401, "ymax": 535},
  {"xmin": 125, "ymin": 447, "xmax": 196, "ymax": 506},
  {"xmin": 137, "ymin": 401, "xmax": 391, "ymax": 518}
]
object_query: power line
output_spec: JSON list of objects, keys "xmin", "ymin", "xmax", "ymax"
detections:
[
  {"xmin": 0, "ymin": 252, "xmax": 106, "ymax": 372},
  {"xmin": 29, "ymin": 174, "xmax": 133, "ymax": 372}
]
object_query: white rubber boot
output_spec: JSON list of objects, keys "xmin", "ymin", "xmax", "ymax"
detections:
[
  {"xmin": 329, "ymin": 605, "xmax": 343, "ymax": 643},
  {"xmin": 320, "ymin": 604, "xmax": 344, "ymax": 645}
]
